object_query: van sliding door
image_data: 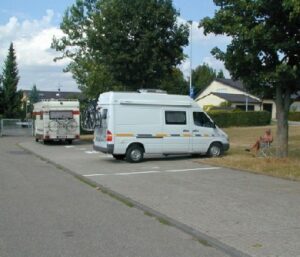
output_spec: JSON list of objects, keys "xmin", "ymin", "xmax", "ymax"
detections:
[{"xmin": 162, "ymin": 110, "xmax": 190, "ymax": 154}]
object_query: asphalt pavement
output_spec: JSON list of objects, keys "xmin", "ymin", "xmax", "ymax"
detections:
[
  {"xmin": 15, "ymin": 138, "xmax": 300, "ymax": 257},
  {"xmin": 0, "ymin": 137, "xmax": 229, "ymax": 257}
]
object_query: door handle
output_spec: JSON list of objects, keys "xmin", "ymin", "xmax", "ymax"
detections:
[
  {"xmin": 193, "ymin": 129, "xmax": 199, "ymax": 132},
  {"xmin": 183, "ymin": 129, "xmax": 189, "ymax": 132}
]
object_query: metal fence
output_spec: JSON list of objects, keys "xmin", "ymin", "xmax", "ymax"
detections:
[{"xmin": 0, "ymin": 119, "xmax": 34, "ymax": 137}]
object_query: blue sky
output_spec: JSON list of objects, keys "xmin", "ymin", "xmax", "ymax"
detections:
[{"xmin": 0, "ymin": 0, "xmax": 230, "ymax": 91}]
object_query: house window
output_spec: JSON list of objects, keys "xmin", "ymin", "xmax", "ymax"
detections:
[
  {"xmin": 263, "ymin": 103, "xmax": 273, "ymax": 113},
  {"xmin": 165, "ymin": 111, "xmax": 186, "ymax": 125}
]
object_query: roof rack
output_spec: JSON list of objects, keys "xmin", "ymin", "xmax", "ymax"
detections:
[
  {"xmin": 40, "ymin": 98, "xmax": 79, "ymax": 102},
  {"xmin": 138, "ymin": 89, "xmax": 167, "ymax": 94}
]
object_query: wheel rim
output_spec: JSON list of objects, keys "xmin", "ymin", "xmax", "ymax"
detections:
[
  {"xmin": 210, "ymin": 145, "xmax": 221, "ymax": 156},
  {"xmin": 130, "ymin": 149, "xmax": 142, "ymax": 161}
]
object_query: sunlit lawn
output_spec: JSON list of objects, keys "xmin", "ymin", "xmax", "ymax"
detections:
[{"xmin": 198, "ymin": 125, "xmax": 300, "ymax": 181}]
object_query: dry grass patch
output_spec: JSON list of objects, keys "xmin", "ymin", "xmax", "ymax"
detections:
[{"xmin": 197, "ymin": 125, "xmax": 300, "ymax": 181}]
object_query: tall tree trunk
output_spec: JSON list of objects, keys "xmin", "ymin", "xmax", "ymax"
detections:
[{"xmin": 275, "ymin": 86, "xmax": 291, "ymax": 158}]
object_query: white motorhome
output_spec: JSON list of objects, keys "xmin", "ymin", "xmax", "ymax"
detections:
[
  {"xmin": 33, "ymin": 99, "xmax": 80, "ymax": 144},
  {"xmin": 93, "ymin": 90, "xmax": 229, "ymax": 162}
]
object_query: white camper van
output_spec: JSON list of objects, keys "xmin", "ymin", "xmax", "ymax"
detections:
[
  {"xmin": 93, "ymin": 90, "xmax": 229, "ymax": 162},
  {"xmin": 33, "ymin": 99, "xmax": 80, "ymax": 144}
]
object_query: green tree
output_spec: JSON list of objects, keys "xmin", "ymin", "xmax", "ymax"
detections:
[
  {"xmin": 29, "ymin": 84, "xmax": 39, "ymax": 104},
  {"xmin": 160, "ymin": 68, "xmax": 188, "ymax": 95},
  {"xmin": 2, "ymin": 43, "xmax": 22, "ymax": 118},
  {"xmin": 200, "ymin": 0, "xmax": 300, "ymax": 157},
  {"xmin": 52, "ymin": 0, "xmax": 189, "ymax": 95},
  {"xmin": 25, "ymin": 84, "xmax": 40, "ymax": 116},
  {"xmin": 217, "ymin": 70, "xmax": 225, "ymax": 79},
  {"xmin": 192, "ymin": 63, "xmax": 223, "ymax": 95}
]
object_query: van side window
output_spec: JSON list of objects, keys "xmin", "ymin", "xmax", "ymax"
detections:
[
  {"xmin": 193, "ymin": 112, "xmax": 214, "ymax": 128},
  {"xmin": 165, "ymin": 111, "xmax": 186, "ymax": 125}
]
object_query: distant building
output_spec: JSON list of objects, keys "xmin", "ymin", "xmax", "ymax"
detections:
[
  {"xmin": 22, "ymin": 90, "xmax": 82, "ymax": 102},
  {"xmin": 195, "ymin": 78, "xmax": 300, "ymax": 119}
]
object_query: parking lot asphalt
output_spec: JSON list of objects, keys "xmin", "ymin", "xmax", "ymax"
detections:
[{"xmin": 20, "ymin": 139, "xmax": 300, "ymax": 257}]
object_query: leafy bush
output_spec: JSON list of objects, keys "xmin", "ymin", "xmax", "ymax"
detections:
[
  {"xmin": 288, "ymin": 112, "xmax": 300, "ymax": 121},
  {"xmin": 208, "ymin": 110, "xmax": 271, "ymax": 127}
]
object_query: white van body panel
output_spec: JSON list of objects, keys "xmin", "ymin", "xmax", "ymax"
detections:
[
  {"xmin": 33, "ymin": 100, "xmax": 80, "ymax": 142},
  {"xmin": 93, "ymin": 91, "xmax": 229, "ymax": 159}
]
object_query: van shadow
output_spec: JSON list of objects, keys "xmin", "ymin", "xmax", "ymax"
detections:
[{"xmin": 104, "ymin": 154, "xmax": 208, "ymax": 164}]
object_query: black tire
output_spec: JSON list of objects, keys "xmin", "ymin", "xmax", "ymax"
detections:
[
  {"xmin": 126, "ymin": 145, "xmax": 144, "ymax": 163},
  {"xmin": 35, "ymin": 138, "xmax": 39, "ymax": 142},
  {"xmin": 67, "ymin": 139, "xmax": 73, "ymax": 145},
  {"xmin": 113, "ymin": 154, "xmax": 125, "ymax": 160},
  {"xmin": 207, "ymin": 142, "xmax": 223, "ymax": 157}
]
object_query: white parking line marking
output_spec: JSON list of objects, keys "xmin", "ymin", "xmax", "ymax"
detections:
[
  {"xmin": 65, "ymin": 146, "xmax": 74, "ymax": 148},
  {"xmin": 83, "ymin": 167, "xmax": 220, "ymax": 177},
  {"xmin": 85, "ymin": 151, "xmax": 99, "ymax": 154}
]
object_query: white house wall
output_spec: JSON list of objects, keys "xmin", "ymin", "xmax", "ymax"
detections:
[
  {"xmin": 197, "ymin": 81, "xmax": 241, "ymax": 100},
  {"xmin": 197, "ymin": 94, "xmax": 225, "ymax": 108}
]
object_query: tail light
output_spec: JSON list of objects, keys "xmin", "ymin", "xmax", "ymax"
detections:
[{"xmin": 106, "ymin": 130, "xmax": 113, "ymax": 142}]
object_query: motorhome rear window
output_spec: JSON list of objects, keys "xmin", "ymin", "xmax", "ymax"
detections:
[
  {"xmin": 165, "ymin": 111, "xmax": 186, "ymax": 125},
  {"xmin": 49, "ymin": 111, "xmax": 73, "ymax": 119}
]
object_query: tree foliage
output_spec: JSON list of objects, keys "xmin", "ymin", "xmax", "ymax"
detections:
[
  {"xmin": 25, "ymin": 84, "xmax": 40, "ymax": 116},
  {"xmin": 192, "ymin": 63, "xmax": 224, "ymax": 95},
  {"xmin": 52, "ymin": 0, "xmax": 189, "ymax": 97},
  {"xmin": 200, "ymin": 0, "xmax": 300, "ymax": 157},
  {"xmin": 29, "ymin": 84, "xmax": 40, "ymax": 104},
  {"xmin": 160, "ymin": 68, "xmax": 188, "ymax": 95},
  {"xmin": 2, "ymin": 43, "xmax": 22, "ymax": 118}
]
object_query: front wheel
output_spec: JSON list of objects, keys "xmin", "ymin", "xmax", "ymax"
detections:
[
  {"xmin": 207, "ymin": 143, "xmax": 223, "ymax": 157},
  {"xmin": 126, "ymin": 145, "xmax": 144, "ymax": 163}
]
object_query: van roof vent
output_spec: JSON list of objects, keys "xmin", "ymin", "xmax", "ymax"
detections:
[{"xmin": 138, "ymin": 89, "xmax": 167, "ymax": 94}]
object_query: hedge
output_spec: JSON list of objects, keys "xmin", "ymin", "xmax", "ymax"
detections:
[
  {"xmin": 288, "ymin": 112, "xmax": 300, "ymax": 121},
  {"xmin": 208, "ymin": 110, "xmax": 271, "ymax": 128}
]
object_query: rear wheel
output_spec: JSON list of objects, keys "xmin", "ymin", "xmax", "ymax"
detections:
[
  {"xmin": 35, "ymin": 138, "xmax": 39, "ymax": 142},
  {"xmin": 126, "ymin": 145, "xmax": 144, "ymax": 163},
  {"xmin": 113, "ymin": 154, "xmax": 125, "ymax": 160},
  {"xmin": 207, "ymin": 143, "xmax": 223, "ymax": 157},
  {"xmin": 67, "ymin": 139, "xmax": 73, "ymax": 145}
]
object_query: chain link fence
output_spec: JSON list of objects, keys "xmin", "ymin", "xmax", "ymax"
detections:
[{"xmin": 0, "ymin": 119, "xmax": 34, "ymax": 137}]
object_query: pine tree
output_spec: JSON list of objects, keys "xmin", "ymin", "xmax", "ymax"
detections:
[
  {"xmin": 2, "ymin": 43, "xmax": 22, "ymax": 118},
  {"xmin": 27, "ymin": 84, "xmax": 40, "ymax": 116},
  {"xmin": 29, "ymin": 84, "xmax": 39, "ymax": 104}
]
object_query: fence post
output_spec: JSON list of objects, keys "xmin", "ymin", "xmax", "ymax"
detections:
[{"xmin": 0, "ymin": 119, "xmax": 2, "ymax": 137}]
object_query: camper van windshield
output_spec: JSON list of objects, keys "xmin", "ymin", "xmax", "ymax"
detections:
[
  {"xmin": 193, "ymin": 112, "xmax": 214, "ymax": 128},
  {"xmin": 49, "ymin": 111, "xmax": 73, "ymax": 120}
]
